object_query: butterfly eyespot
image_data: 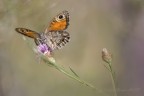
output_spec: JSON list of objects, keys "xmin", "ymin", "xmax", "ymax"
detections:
[
  {"xmin": 58, "ymin": 15, "xmax": 64, "ymax": 19},
  {"xmin": 55, "ymin": 14, "xmax": 65, "ymax": 22}
]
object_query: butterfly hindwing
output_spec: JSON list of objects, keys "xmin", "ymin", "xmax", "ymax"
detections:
[{"xmin": 45, "ymin": 31, "xmax": 70, "ymax": 50}]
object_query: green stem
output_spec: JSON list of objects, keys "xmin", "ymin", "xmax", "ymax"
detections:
[
  {"xmin": 42, "ymin": 56, "xmax": 109, "ymax": 96},
  {"xmin": 108, "ymin": 63, "xmax": 117, "ymax": 96},
  {"xmin": 43, "ymin": 56, "xmax": 95, "ymax": 88}
]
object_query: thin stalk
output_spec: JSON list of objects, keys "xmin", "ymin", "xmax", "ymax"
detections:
[
  {"xmin": 108, "ymin": 63, "xmax": 117, "ymax": 96},
  {"xmin": 42, "ymin": 56, "xmax": 109, "ymax": 96},
  {"xmin": 42, "ymin": 56, "xmax": 95, "ymax": 89}
]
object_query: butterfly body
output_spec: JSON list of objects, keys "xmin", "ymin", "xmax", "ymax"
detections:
[{"xmin": 15, "ymin": 11, "xmax": 70, "ymax": 52}]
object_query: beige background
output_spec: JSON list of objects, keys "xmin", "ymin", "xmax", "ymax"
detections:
[{"xmin": 0, "ymin": 0, "xmax": 144, "ymax": 96}]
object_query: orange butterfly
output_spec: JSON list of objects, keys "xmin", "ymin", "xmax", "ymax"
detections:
[{"xmin": 15, "ymin": 11, "xmax": 70, "ymax": 53}]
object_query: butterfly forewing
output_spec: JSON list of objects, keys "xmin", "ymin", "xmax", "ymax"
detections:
[
  {"xmin": 45, "ymin": 10, "xmax": 69, "ymax": 33},
  {"xmin": 15, "ymin": 28, "xmax": 40, "ymax": 39},
  {"xmin": 15, "ymin": 28, "xmax": 44, "ymax": 45}
]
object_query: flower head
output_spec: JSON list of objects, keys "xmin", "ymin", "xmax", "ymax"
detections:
[
  {"xmin": 102, "ymin": 48, "xmax": 112, "ymax": 64},
  {"xmin": 37, "ymin": 43, "xmax": 52, "ymax": 56}
]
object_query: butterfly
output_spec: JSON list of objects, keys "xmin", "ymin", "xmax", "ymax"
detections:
[{"xmin": 15, "ymin": 11, "xmax": 70, "ymax": 54}]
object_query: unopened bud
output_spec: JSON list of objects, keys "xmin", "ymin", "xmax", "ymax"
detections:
[{"xmin": 102, "ymin": 48, "xmax": 112, "ymax": 64}]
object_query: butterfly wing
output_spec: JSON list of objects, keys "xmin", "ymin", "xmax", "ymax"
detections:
[
  {"xmin": 45, "ymin": 31, "xmax": 70, "ymax": 50},
  {"xmin": 15, "ymin": 28, "xmax": 40, "ymax": 39},
  {"xmin": 43, "ymin": 10, "xmax": 70, "ymax": 50},
  {"xmin": 45, "ymin": 10, "xmax": 69, "ymax": 33},
  {"xmin": 15, "ymin": 28, "xmax": 42, "ymax": 45}
]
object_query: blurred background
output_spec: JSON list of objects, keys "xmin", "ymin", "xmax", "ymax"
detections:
[{"xmin": 0, "ymin": 0, "xmax": 144, "ymax": 96}]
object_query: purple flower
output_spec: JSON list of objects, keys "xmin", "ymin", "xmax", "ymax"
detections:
[{"xmin": 37, "ymin": 44, "xmax": 51, "ymax": 55}]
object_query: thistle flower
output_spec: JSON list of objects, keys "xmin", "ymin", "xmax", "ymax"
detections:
[
  {"xmin": 102, "ymin": 48, "xmax": 112, "ymax": 64},
  {"xmin": 37, "ymin": 43, "xmax": 56, "ymax": 63},
  {"xmin": 37, "ymin": 43, "xmax": 52, "ymax": 55}
]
